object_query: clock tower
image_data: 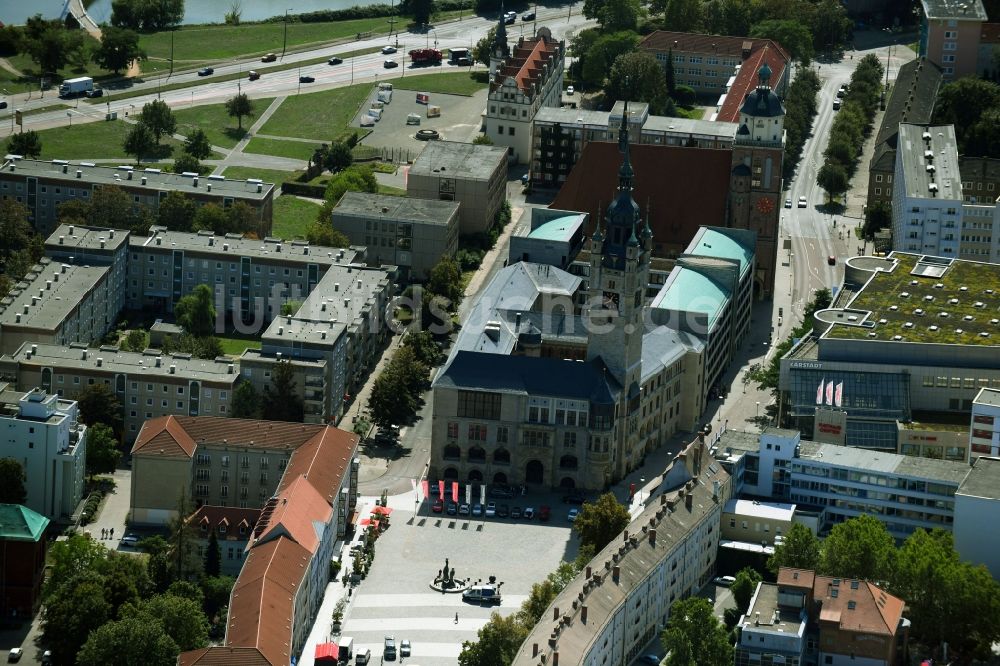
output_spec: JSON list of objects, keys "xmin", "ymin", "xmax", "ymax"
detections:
[{"xmin": 730, "ymin": 61, "xmax": 785, "ymax": 298}]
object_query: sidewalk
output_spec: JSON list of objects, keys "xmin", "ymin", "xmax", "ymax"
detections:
[{"xmin": 87, "ymin": 468, "xmax": 134, "ymax": 549}]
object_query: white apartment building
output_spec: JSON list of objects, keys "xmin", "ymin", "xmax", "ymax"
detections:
[
  {"xmin": 970, "ymin": 387, "xmax": 1000, "ymax": 459},
  {"xmin": 892, "ymin": 124, "xmax": 964, "ymax": 257},
  {"xmin": 0, "ymin": 386, "xmax": 86, "ymax": 519},
  {"xmin": 953, "ymin": 456, "xmax": 1000, "ymax": 578}
]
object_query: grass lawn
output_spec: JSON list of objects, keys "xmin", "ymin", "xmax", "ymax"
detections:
[
  {"xmin": 674, "ymin": 106, "xmax": 706, "ymax": 120},
  {"xmin": 216, "ymin": 334, "xmax": 261, "ymax": 357},
  {"xmin": 259, "ymin": 83, "xmax": 372, "ymax": 141},
  {"xmin": 221, "ymin": 166, "xmax": 298, "ymax": 186},
  {"xmin": 272, "ymin": 195, "xmax": 322, "ymax": 240},
  {"xmin": 140, "ymin": 19, "xmax": 394, "ymax": 63},
  {"xmin": 378, "ymin": 184, "xmax": 407, "ymax": 196},
  {"xmin": 394, "ymin": 71, "xmax": 487, "ymax": 96},
  {"xmin": 243, "ymin": 136, "xmax": 321, "ymax": 161},
  {"xmin": 19, "ymin": 119, "xmax": 184, "ymax": 161},
  {"xmin": 173, "ymin": 98, "xmax": 274, "ymax": 149}
]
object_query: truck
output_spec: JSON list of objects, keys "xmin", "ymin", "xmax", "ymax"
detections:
[
  {"xmin": 449, "ymin": 47, "xmax": 473, "ymax": 66},
  {"xmin": 59, "ymin": 77, "xmax": 93, "ymax": 98},
  {"xmin": 408, "ymin": 48, "xmax": 442, "ymax": 65}
]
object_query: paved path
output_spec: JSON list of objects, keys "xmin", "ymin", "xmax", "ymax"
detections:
[
  {"xmin": 88, "ymin": 469, "xmax": 135, "ymax": 551},
  {"xmin": 211, "ymin": 95, "xmax": 290, "ymax": 174}
]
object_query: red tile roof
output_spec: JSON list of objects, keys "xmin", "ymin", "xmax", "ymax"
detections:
[
  {"xmin": 252, "ymin": 475, "xmax": 332, "ymax": 554},
  {"xmin": 492, "ymin": 35, "xmax": 562, "ymax": 97},
  {"xmin": 778, "ymin": 567, "xmax": 905, "ymax": 638},
  {"xmin": 716, "ymin": 45, "xmax": 788, "ymax": 123},
  {"xmin": 188, "ymin": 505, "xmax": 261, "ymax": 540},
  {"xmin": 982, "ymin": 22, "xmax": 1000, "ymax": 43},
  {"xmin": 131, "ymin": 415, "xmax": 197, "ymax": 459},
  {"xmin": 777, "ymin": 567, "xmax": 816, "ymax": 590},
  {"xmin": 551, "ymin": 142, "xmax": 732, "ymax": 253},
  {"xmin": 177, "ymin": 647, "xmax": 273, "ymax": 666},
  {"xmin": 226, "ymin": 537, "xmax": 312, "ymax": 665},
  {"xmin": 131, "ymin": 415, "xmax": 330, "ymax": 458},
  {"xmin": 639, "ymin": 30, "xmax": 790, "ymax": 62},
  {"xmin": 278, "ymin": 426, "xmax": 357, "ymax": 506}
]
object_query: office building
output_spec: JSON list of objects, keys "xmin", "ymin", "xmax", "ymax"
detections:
[
  {"xmin": 0, "ymin": 504, "xmax": 49, "ymax": 621},
  {"xmin": 919, "ymin": 0, "xmax": 988, "ymax": 79},
  {"xmin": 978, "ymin": 22, "xmax": 1000, "ymax": 76},
  {"xmin": 721, "ymin": 499, "xmax": 795, "ymax": 546},
  {"xmin": 0, "ymin": 342, "xmax": 242, "ymax": 442},
  {"xmin": 867, "ymin": 59, "xmax": 943, "ymax": 214},
  {"xmin": 0, "ymin": 387, "xmax": 86, "ymax": 519},
  {"xmin": 0, "ymin": 158, "xmax": 275, "ymax": 237},
  {"xmin": 530, "ymin": 101, "xmax": 737, "ymax": 188},
  {"xmin": 737, "ymin": 568, "xmax": 907, "ymax": 666},
  {"xmin": 0, "ymin": 259, "xmax": 117, "ymax": 355},
  {"xmin": 779, "ymin": 252, "xmax": 1000, "ymax": 449},
  {"xmin": 953, "ymin": 455, "xmax": 1000, "ymax": 578},
  {"xmin": 331, "ymin": 192, "xmax": 459, "ymax": 281},
  {"xmin": 508, "ymin": 208, "xmax": 587, "ymax": 269},
  {"xmin": 896, "ymin": 415, "xmax": 970, "ymax": 462},
  {"xmin": 970, "ymin": 387, "xmax": 1000, "ymax": 459},
  {"xmin": 511, "ymin": 438, "xmax": 731, "ymax": 666},
  {"xmin": 127, "ymin": 227, "xmax": 363, "ymax": 325},
  {"xmin": 485, "ymin": 26, "xmax": 565, "ymax": 164},
  {"xmin": 638, "ymin": 31, "xmax": 790, "ymax": 98},
  {"xmin": 187, "ymin": 505, "xmax": 261, "ymax": 577},
  {"xmin": 407, "ymin": 141, "xmax": 508, "ymax": 235},
  {"xmin": 715, "ymin": 428, "xmax": 969, "ymax": 540},
  {"xmin": 177, "ymin": 418, "xmax": 359, "ymax": 666}
]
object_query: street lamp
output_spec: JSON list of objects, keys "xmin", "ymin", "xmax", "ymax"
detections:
[
  {"xmin": 638, "ymin": 477, "xmax": 646, "ymax": 504},
  {"xmin": 756, "ymin": 401, "xmax": 761, "ymax": 421},
  {"xmin": 282, "ymin": 9, "xmax": 293, "ymax": 58}
]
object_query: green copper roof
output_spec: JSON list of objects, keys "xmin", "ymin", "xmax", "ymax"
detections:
[
  {"xmin": 0, "ymin": 504, "xmax": 49, "ymax": 542},
  {"xmin": 652, "ymin": 266, "xmax": 731, "ymax": 330},
  {"xmin": 526, "ymin": 214, "xmax": 585, "ymax": 242},
  {"xmin": 689, "ymin": 228, "xmax": 754, "ymax": 279}
]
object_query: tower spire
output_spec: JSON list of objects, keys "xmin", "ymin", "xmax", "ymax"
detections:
[{"xmin": 617, "ymin": 100, "xmax": 634, "ymax": 194}]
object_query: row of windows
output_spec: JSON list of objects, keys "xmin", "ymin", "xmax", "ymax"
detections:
[{"xmin": 136, "ymin": 254, "xmax": 310, "ymax": 277}]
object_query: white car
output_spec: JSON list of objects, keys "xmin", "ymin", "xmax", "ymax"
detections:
[
  {"xmin": 523, "ymin": 506, "xmax": 535, "ymax": 519},
  {"xmin": 713, "ymin": 575, "xmax": 736, "ymax": 586},
  {"xmin": 121, "ymin": 533, "xmax": 140, "ymax": 547},
  {"xmin": 400, "ymin": 640, "xmax": 411, "ymax": 657},
  {"xmin": 8, "ymin": 648, "xmax": 23, "ymax": 663},
  {"xmin": 566, "ymin": 85, "xmax": 574, "ymax": 95},
  {"xmin": 784, "ymin": 197, "xmax": 792, "ymax": 208},
  {"xmin": 382, "ymin": 45, "xmax": 397, "ymax": 54},
  {"xmin": 797, "ymin": 196, "xmax": 807, "ymax": 208},
  {"xmin": 567, "ymin": 508, "xmax": 580, "ymax": 521},
  {"xmin": 485, "ymin": 502, "xmax": 497, "ymax": 517}
]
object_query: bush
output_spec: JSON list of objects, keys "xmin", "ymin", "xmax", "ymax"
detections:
[{"xmin": 673, "ymin": 84, "xmax": 696, "ymax": 107}]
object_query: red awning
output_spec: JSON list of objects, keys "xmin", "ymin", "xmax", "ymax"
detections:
[
  {"xmin": 371, "ymin": 506, "xmax": 393, "ymax": 516},
  {"xmin": 315, "ymin": 642, "xmax": 339, "ymax": 663}
]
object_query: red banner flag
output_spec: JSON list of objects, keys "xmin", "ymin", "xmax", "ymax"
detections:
[
  {"xmin": 438, "ymin": 480, "xmax": 445, "ymax": 501},
  {"xmin": 421, "ymin": 479, "xmax": 429, "ymax": 502},
  {"xmin": 835, "ymin": 382, "xmax": 843, "ymax": 408},
  {"xmin": 825, "ymin": 380, "xmax": 834, "ymax": 406},
  {"xmin": 451, "ymin": 481, "xmax": 459, "ymax": 504}
]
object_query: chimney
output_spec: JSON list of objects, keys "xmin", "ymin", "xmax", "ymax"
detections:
[
  {"xmin": 100, "ymin": 240, "xmax": 105, "ymax": 249},
  {"xmin": 96, "ymin": 357, "xmax": 103, "ymax": 367},
  {"xmin": 278, "ymin": 326, "xmax": 284, "ymax": 335},
  {"xmin": 193, "ymin": 176, "xmax": 198, "ymax": 187},
  {"xmin": 257, "ymin": 183, "xmax": 262, "ymax": 193},
  {"xmin": 649, "ymin": 528, "xmax": 656, "ymax": 545},
  {"xmin": 82, "ymin": 350, "xmax": 88, "ymax": 360},
  {"xmin": 685, "ymin": 493, "xmax": 693, "ymax": 510},
  {"xmin": 110, "ymin": 229, "xmax": 115, "ymax": 238},
  {"xmin": 15, "ymin": 314, "xmax": 20, "ymax": 323},
  {"xmin": 585, "ymin": 566, "xmax": 591, "ymax": 579},
  {"xmin": 54, "ymin": 272, "xmax": 59, "ymax": 282},
  {"xmin": 62, "ymin": 164, "xmax": 68, "ymax": 174},
  {"xmin": 59, "ymin": 236, "xmax": 64, "ymax": 244},
  {"xmin": 68, "ymin": 225, "xmax": 74, "ymax": 234},
  {"xmin": 207, "ymin": 183, "xmax": 212, "ymax": 192},
  {"xmin": 612, "ymin": 566, "xmax": 620, "ymax": 582},
  {"xmin": 141, "ymin": 176, "xmax": 147, "ymax": 185},
  {"xmin": 169, "ymin": 364, "xmax": 176, "ymax": 374},
  {"xmin": 227, "ymin": 364, "xmax": 234, "ymax": 374},
  {"xmin": 755, "ymin": 612, "xmax": 760, "ymax": 626},
  {"xmin": 76, "ymin": 170, "xmax": 82, "ymax": 179},
  {"xmin": 335, "ymin": 283, "xmax": 340, "ymax": 292},
  {"xmin": 155, "ymin": 356, "xmax": 161, "ymax": 367},
  {"xmin": 713, "ymin": 480, "xmax": 720, "ymax": 500},
  {"xmin": 156, "ymin": 237, "xmax": 162, "ymax": 246},
  {"xmin": 623, "ymin": 529, "xmax": 629, "ymax": 542},
  {"xmin": 533, "ymin": 644, "xmax": 539, "ymax": 657},
  {"xmin": 552, "ymin": 653, "xmax": 559, "ymax": 666},
  {"xmin": 223, "ymin": 243, "xmax": 229, "ymax": 251},
  {"xmin": 209, "ymin": 237, "xmax": 215, "ymax": 246},
  {"xmin": 552, "ymin": 607, "xmax": 559, "ymax": 621},
  {"xmin": 581, "ymin": 605, "xmax": 588, "ymax": 623},
  {"xmin": 127, "ymin": 170, "xmax": 132, "ymax": 180}
]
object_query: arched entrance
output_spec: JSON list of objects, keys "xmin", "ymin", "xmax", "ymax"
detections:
[
  {"xmin": 493, "ymin": 448, "xmax": 511, "ymax": 464},
  {"xmin": 525, "ymin": 460, "xmax": 544, "ymax": 484},
  {"xmin": 559, "ymin": 477, "xmax": 576, "ymax": 489},
  {"xmin": 468, "ymin": 469, "xmax": 484, "ymax": 483},
  {"xmin": 443, "ymin": 467, "xmax": 459, "ymax": 480},
  {"xmin": 493, "ymin": 472, "xmax": 508, "ymax": 484},
  {"xmin": 443, "ymin": 444, "xmax": 460, "ymax": 460}
]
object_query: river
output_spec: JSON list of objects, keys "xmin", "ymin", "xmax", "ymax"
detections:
[{"xmin": 0, "ymin": 0, "xmax": 389, "ymax": 26}]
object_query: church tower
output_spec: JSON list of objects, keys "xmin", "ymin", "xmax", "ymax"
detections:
[
  {"xmin": 730, "ymin": 60, "xmax": 785, "ymax": 298},
  {"xmin": 585, "ymin": 102, "xmax": 650, "ymax": 395},
  {"xmin": 489, "ymin": 3, "xmax": 510, "ymax": 78}
]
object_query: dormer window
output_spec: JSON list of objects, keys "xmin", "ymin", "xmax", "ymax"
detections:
[{"xmin": 218, "ymin": 524, "xmax": 227, "ymax": 535}]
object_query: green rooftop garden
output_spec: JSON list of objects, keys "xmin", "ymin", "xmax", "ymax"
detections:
[{"xmin": 827, "ymin": 253, "xmax": 1000, "ymax": 346}]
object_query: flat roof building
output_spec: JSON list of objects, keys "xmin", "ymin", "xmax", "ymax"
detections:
[
  {"xmin": 919, "ymin": 0, "xmax": 987, "ymax": 79},
  {"xmin": 0, "ymin": 503, "xmax": 49, "ymax": 621},
  {"xmin": 0, "ymin": 157, "xmax": 275, "ymax": 237},
  {"xmin": 331, "ymin": 191, "xmax": 459, "ymax": 281},
  {"xmin": 953, "ymin": 455, "xmax": 1000, "ymax": 578},
  {"xmin": 970, "ymin": 387, "xmax": 1000, "ymax": 459}
]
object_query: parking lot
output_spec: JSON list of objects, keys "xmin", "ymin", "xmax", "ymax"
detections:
[
  {"xmin": 303, "ymin": 488, "xmax": 582, "ymax": 666},
  {"xmin": 351, "ymin": 82, "xmax": 487, "ymax": 157}
]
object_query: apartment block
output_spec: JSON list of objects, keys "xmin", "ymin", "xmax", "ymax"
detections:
[
  {"xmin": 0, "ymin": 158, "xmax": 275, "ymax": 237},
  {"xmin": 970, "ymin": 387, "xmax": 1000, "ymax": 459},
  {"xmin": 721, "ymin": 499, "xmax": 795, "ymax": 546},
  {"xmin": 187, "ymin": 505, "xmax": 261, "ymax": 577},
  {"xmin": 919, "ymin": 0, "xmax": 987, "ymax": 79},
  {"xmin": 331, "ymin": 191, "xmax": 459, "ymax": 281},
  {"xmin": 0, "ymin": 342, "xmax": 241, "ymax": 442},
  {"xmin": 0, "ymin": 387, "xmax": 86, "ymax": 519},
  {"xmin": 0, "ymin": 504, "xmax": 49, "ymax": 620},
  {"xmin": 953, "ymin": 456, "xmax": 1000, "ymax": 578},
  {"xmin": 407, "ymin": 141, "xmax": 508, "ymax": 235}
]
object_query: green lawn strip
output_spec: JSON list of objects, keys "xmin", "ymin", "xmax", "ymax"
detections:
[
  {"xmin": 221, "ymin": 166, "xmax": 299, "ymax": 186},
  {"xmin": 139, "ymin": 19, "xmax": 396, "ymax": 63},
  {"xmin": 394, "ymin": 71, "xmax": 487, "ymax": 96},
  {"xmin": 216, "ymin": 334, "xmax": 262, "ymax": 356},
  {"xmin": 272, "ymin": 195, "xmax": 323, "ymax": 240},
  {"xmin": 243, "ymin": 136, "xmax": 321, "ymax": 161},
  {"xmin": 21, "ymin": 119, "xmax": 184, "ymax": 161},
  {"xmin": 378, "ymin": 184, "xmax": 407, "ymax": 196},
  {"xmin": 173, "ymin": 98, "xmax": 275, "ymax": 149},
  {"xmin": 674, "ymin": 106, "xmax": 705, "ymax": 120},
  {"xmin": 259, "ymin": 82, "xmax": 373, "ymax": 140}
]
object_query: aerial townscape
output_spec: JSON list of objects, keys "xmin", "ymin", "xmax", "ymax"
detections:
[{"xmin": 2, "ymin": 0, "xmax": 1000, "ymax": 664}]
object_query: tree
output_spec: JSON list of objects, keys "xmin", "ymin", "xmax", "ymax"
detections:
[
  {"xmin": 184, "ymin": 128, "xmax": 213, "ymax": 160},
  {"xmin": 862, "ymin": 199, "xmax": 891, "ymax": 239},
  {"xmin": 767, "ymin": 522, "xmax": 820, "ymax": 573},
  {"xmin": 78, "ymin": 383, "xmax": 123, "ymax": 436},
  {"xmin": 458, "ymin": 612, "xmax": 530, "ymax": 666},
  {"xmin": 167, "ymin": 490, "xmax": 203, "ymax": 581},
  {"xmin": 323, "ymin": 165, "xmax": 378, "ymax": 204},
  {"xmin": 820, "ymin": 514, "xmax": 895, "ymax": 582},
  {"xmin": 427, "ymin": 256, "xmax": 463, "ymax": 305},
  {"xmin": 200, "ymin": 575, "xmax": 236, "ymax": 621},
  {"xmin": 92, "ymin": 25, "xmax": 145, "ymax": 74},
  {"xmin": 962, "ymin": 108, "xmax": 1000, "ymax": 157},
  {"xmin": 123, "ymin": 122, "xmax": 156, "ymax": 165},
  {"xmin": 131, "ymin": 594, "xmax": 210, "ymax": 651},
  {"xmin": 192, "ymin": 203, "xmax": 229, "ymax": 234},
  {"xmin": 816, "ymin": 162, "xmax": 848, "ymax": 199},
  {"xmin": 77, "ymin": 615, "xmax": 179, "ymax": 666},
  {"xmin": 158, "ymin": 191, "xmax": 197, "ymax": 232},
  {"xmin": 261, "ymin": 360, "xmax": 304, "ymax": 422},
  {"xmin": 473, "ymin": 26, "xmax": 497, "ymax": 67},
  {"xmin": 392, "ymin": 345, "xmax": 429, "ymax": 395},
  {"xmin": 607, "ymin": 52, "xmax": 670, "ymax": 116},
  {"xmin": 402, "ymin": 330, "xmax": 442, "ymax": 367},
  {"xmin": 306, "ymin": 220, "xmax": 350, "ymax": 247},
  {"xmin": 111, "ymin": 0, "xmax": 184, "ymax": 30},
  {"xmin": 579, "ymin": 30, "xmax": 639, "ymax": 89},
  {"xmin": 43, "ymin": 571, "xmax": 113, "ymax": 664},
  {"xmin": 472, "ymin": 134, "xmax": 494, "ymax": 145},
  {"xmin": 518, "ymin": 561, "xmax": 580, "ymax": 625},
  {"xmin": 750, "ymin": 20, "xmax": 813, "ymax": 64},
  {"xmin": 23, "ymin": 15, "xmax": 84, "ymax": 75},
  {"xmin": 599, "ymin": 0, "xmax": 640, "ymax": 32},
  {"xmin": 662, "ymin": 0, "xmax": 703, "ymax": 32},
  {"xmin": 204, "ymin": 530, "xmax": 221, "ymax": 578},
  {"xmin": 730, "ymin": 567, "xmax": 763, "ymax": 613},
  {"xmin": 166, "ymin": 580, "xmax": 204, "ymax": 607},
  {"xmin": 7, "ymin": 130, "xmax": 42, "ymax": 159},
  {"xmin": 573, "ymin": 492, "xmax": 630, "ymax": 554},
  {"xmin": 661, "ymin": 597, "xmax": 733, "ymax": 666},
  {"xmin": 173, "ymin": 154, "xmax": 203, "ymax": 175},
  {"xmin": 810, "ymin": 0, "xmax": 851, "ymax": 51},
  {"xmin": 85, "ymin": 423, "xmax": 121, "ymax": 478},
  {"xmin": 368, "ymin": 368, "xmax": 418, "ymax": 429},
  {"xmin": 102, "ymin": 551, "xmax": 153, "ymax": 615},
  {"xmin": 174, "ymin": 284, "xmax": 217, "ymax": 337},
  {"xmin": 664, "ymin": 48, "xmax": 676, "ymax": 96},
  {"xmin": 0, "ymin": 458, "xmax": 26, "ymax": 504},
  {"xmin": 225, "ymin": 93, "xmax": 255, "ymax": 130},
  {"xmin": 409, "ymin": 0, "xmax": 435, "ymax": 25},
  {"xmin": 823, "ymin": 135, "xmax": 855, "ymax": 172},
  {"xmin": 226, "ymin": 201, "xmax": 260, "ymax": 236},
  {"xmin": 140, "ymin": 100, "xmax": 177, "ymax": 145},
  {"xmin": 231, "ymin": 381, "xmax": 261, "ymax": 419},
  {"xmin": 44, "ymin": 534, "xmax": 109, "ymax": 599},
  {"xmin": 120, "ymin": 329, "xmax": 148, "ymax": 352},
  {"xmin": 934, "ymin": 78, "xmax": 1000, "ymax": 153}
]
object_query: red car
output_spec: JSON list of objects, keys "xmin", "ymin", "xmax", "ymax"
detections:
[
  {"xmin": 431, "ymin": 499, "xmax": 444, "ymax": 513},
  {"xmin": 538, "ymin": 505, "xmax": 551, "ymax": 522}
]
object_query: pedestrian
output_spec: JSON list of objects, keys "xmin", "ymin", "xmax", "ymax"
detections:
[
  {"xmin": 454, "ymin": 612, "xmax": 459, "ymax": 624},
  {"xmin": 110, "ymin": 527, "xmax": 114, "ymax": 539},
  {"xmin": 101, "ymin": 528, "xmax": 106, "ymax": 540}
]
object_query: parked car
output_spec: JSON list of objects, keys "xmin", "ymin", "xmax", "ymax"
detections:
[
  {"xmin": 40, "ymin": 651, "xmax": 52, "ymax": 666},
  {"xmin": 400, "ymin": 640, "xmax": 411, "ymax": 657},
  {"xmin": 248, "ymin": 70, "xmax": 261, "ymax": 80},
  {"xmin": 784, "ymin": 197, "xmax": 792, "ymax": 208},
  {"xmin": 510, "ymin": 506, "xmax": 523, "ymax": 519},
  {"xmin": 446, "ymin": 502, "xmax": 457, "ymax": 515},
  {"xmin": 197, "ymin": 67, "xmax": 214, "ymax": 76},
  {"xmin": 522, "ymin": 11, "xmax": 536, "ymax": 20},
  {"xmin": 837, "ymin": 85, "xmax": 846, "ymax": 98},
  {"xmin": 538, "ymin": 505, "xmax": 551, "ymax": 521},
  {"xmin": 8, "ymin": 648, "xmax": 22, "ymax": 663},
  {"xmin": 489, "ymin": 485, "xmax": 514, "ymax": 499},
  {"xmin": 383, "ymin": 59, "xmax": 398, "ymax": 68},
  {"xmin": 299, "ymin": 75, "xmax": 315, "ymax": 83},
  {"xmin": 0, "ymin": 101, "xmax": 7, "ymax": 109},
  {"xmin": 522, "ymin": 507, "xmax": 535, "ymax": 520},
  {"xmin": 382, "ymin": 45, "xmax": 398, "ymax": 54},
  {"xmin": 566, "ymin": 85, "xmax": 574, "ymax": 95},
  {"xmin": 355, "ymin": 648, "xmax": 371, "ymax": 665},
  {"xmin": 639, "ymin": 655, "xmax": 661, "ymax": 665},
  {"xmin": 567, "ymin": 508, "xmax": 580, "ymax": 521},
  {"xmin": 120, "ymin": 533, "xmax": 140, "ymax": 547},
  {"xmin": 497, "ymin": 504, "xmax": 509, "ymax": 518},
  {"xmin": 85, "ymin": 88, "xmax": 103, "ymax": 98},
  {"xmin": 431, "ymin": 499, "xmax": 444, "ymax": 513},
  {"xmin": 713, "ymin": 575, "xmax": 736, "ymax": 586},
  {"xmin": 472, "ymin": 503, "xmax": 483, "ymax": 517},
  {"xmin": 459, "ymin": 503, "xmax": 470, "ymax": 515},
  {"xmin": 383, "ymin": 636, "xmax": 396, "ymax": 661},
  {"xmin": 261, "ymin": 53, "xmax": 278, "ymax": 62},
  {"xmin": 485, "ymin": 502, "xmax": 497, "ymax": 517},
  {"xmin": 833, "ymin": 99, "xmax": 841, "ymax": 110},
  {"xmin": 797, "ymin": 196, "xmax": 807, "ymax": 208},
  {"xmin": 328, "ymin": 56, "xmax": 344, "ymax": 65}
]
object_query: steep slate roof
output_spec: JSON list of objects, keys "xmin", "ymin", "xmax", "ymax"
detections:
[
  {"xmin": 717, "ymin": 46, "xmax": 787, "ymax": 123},
  {"xmin": 132, "ymin": 415, "xmax": 328, "ymax": 458},
  {"xmin": 869, "ymin": 58, "xmax": 943, "ymax": 172},
  {"xmin": 552, "ymin": 142, "xmax": 731, "ymax": 252},
  {"xmin": 0, "ymin": 504, "xmax": 49, "ymax": 542},
  {"xmin": 225, "ymin": 537, "xmax": 312, "ymax": 666}
]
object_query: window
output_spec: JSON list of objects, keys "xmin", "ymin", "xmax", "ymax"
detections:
[
  {"xmin": 496, "ymin": 426, "xmax": 508, "ymax": 443},
  {"xmin": 457, "ymin": 390, "xmax": 501, "ymax": 420},
  {"xmin": 447, "ymin": 422, "xmax": 458, "ymax": 438}
]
